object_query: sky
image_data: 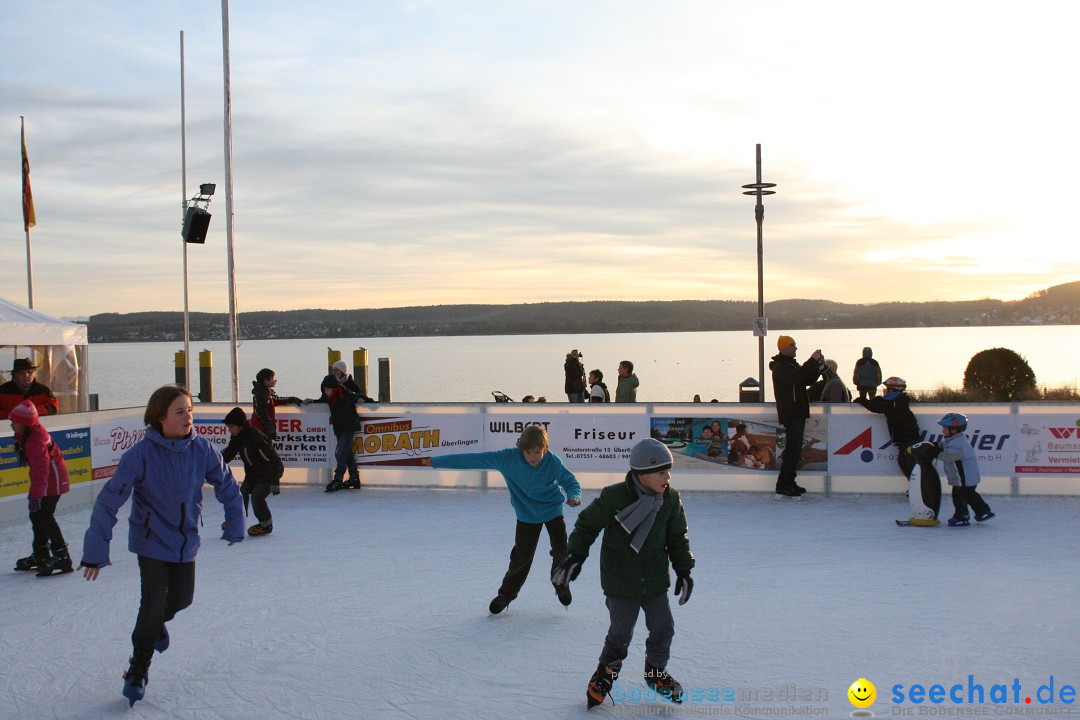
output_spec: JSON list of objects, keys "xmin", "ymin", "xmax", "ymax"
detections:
[{"xmin": 2, "ymin": 1, "xmax": 1079, "ymax": 319}]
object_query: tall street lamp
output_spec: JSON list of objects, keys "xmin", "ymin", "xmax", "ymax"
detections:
[{"xmin": 742, "ymin": 144, "xmax": 776, "ymax": 402}]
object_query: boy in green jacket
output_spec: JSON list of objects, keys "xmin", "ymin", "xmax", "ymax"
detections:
[{"xmin": 553, "ymin": 438, "xmax": 695, "ymax": 709}]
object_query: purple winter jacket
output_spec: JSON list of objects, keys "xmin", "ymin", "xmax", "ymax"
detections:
[{"xmin": 82, "ymin": 427, "xmax": 244, "ymax": 567}]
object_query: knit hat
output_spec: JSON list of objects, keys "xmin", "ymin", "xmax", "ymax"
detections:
[
  {"xmin": 629, "ymin": 438, "xmax": 673, "ymax": 473},
  {"xmin": 332, "ymin": 360, "xmax": 348, "ymax": 375},
  {"xmin": 321, "ymin": 373, "xmax": 341, "ymax": 389},
  {"xmin": 223, "ymin": 407, "xmax": 247, "ymax": 426},
  {"xmin": 776, "ymin": 335, "xmax": 795, "ymax": 351},
  {"xmin": 9, "ymin": 400, "xmax": 38, "ymax": 426}
]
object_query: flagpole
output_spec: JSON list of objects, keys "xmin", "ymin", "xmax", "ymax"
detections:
[
  {"xmin": 180, "ymin": 31, "xmax": 192, "ymax": 390},
  {"xmin": 221, "ymin": 0, "xmax": 239, "ymax": 403},
  {"xmin": 21, "ymin": 116, "xmax": 35, "ymax": 309}
]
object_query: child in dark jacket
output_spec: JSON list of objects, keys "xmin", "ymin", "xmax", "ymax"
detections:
[
  {"xmin": 80, "ymin": 385, "xmax": 244, "ymax": 707},
  {"xmin": 9, "ymin": 400, "xmax": 72, "ymax": 576},
  {"xmin": 314, "ymin": 373, "xmax": 364, "ymax": 491},
  {"xmin": 222, "ymin": 406, "xmax": 284, "ymax": 535},
  {"xmin": 553, "ymin": 438, "xmax": 695, "ymax": 709}
]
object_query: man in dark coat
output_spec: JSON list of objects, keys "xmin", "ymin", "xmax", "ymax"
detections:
[
  {"xmin": 769, "ymin": 335, "xmax": 826, "ymax": 497},
  {"xmin": 0, "ymin": 358, "xmax": 59, "ymax": 420}
]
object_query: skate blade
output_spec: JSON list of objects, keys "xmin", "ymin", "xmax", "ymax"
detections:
[{"xmin": 773, "ymin": 494, "xmax": 802, "ymax": 501}]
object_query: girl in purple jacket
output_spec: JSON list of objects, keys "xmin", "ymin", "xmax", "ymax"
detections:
[{"xmin": 80, "ymin": 385, "xmax": 244, "ymax": 706}]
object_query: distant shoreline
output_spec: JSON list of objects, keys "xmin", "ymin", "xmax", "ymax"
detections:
[{"xmin": 85, "ymin": 282, "xmax": 1079, "ymax": 343}]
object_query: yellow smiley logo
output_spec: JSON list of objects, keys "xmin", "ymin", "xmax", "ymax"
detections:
[{"xmin": 848, "ymin": 678, "xmax": 876, "ymax": 708}]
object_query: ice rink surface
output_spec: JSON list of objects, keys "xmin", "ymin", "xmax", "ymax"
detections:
[{"xmin": 2, "ymin": 486, "xmax": 1078, "ymax": 719}]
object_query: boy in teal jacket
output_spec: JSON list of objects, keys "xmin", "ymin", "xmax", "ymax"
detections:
[
  {"xmin": 554, "ymin": 438, "xmax": 695, "ymax": 709},
  {"xmin": 428, "ymin": 425, "xmax": 581, "ymax": 613}
]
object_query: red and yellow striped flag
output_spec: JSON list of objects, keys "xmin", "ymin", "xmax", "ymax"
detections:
[{"xmin": 21, "ymin": 119, "xmax": 36, "ymax": 232}]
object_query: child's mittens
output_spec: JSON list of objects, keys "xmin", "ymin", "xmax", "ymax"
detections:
[
  {"xmin": 674, "ymin": 574, "xmax": 693, "ymax": 605},
  {"xmin": 552, "ymin": 553, "xmax": 586, "ymax": 585}
]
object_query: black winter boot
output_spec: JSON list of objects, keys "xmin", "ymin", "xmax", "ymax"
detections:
[{"xmin": 15, "ymin": 552, "xmax": 49, "ymax": 572}]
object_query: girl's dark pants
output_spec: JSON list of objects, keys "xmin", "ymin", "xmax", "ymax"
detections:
[
  {"xmin": 29, "ymin": 495, "xmax": 66, "ymax": 555},
  {"xmin": 498, "ymin": 516, "xmax": 567, "ymax": 600},
  {"xmin": 133, "ymin": 556, "xmax": 195, "ymax": 655}
]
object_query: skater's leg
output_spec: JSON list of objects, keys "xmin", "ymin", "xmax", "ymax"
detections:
[
  {"xmin": 333, "ymin": 431, "xmax": 355, "ymax": 480},
  {"xmin": 29, "ymin": 496, "xmax": 61, "ymax": 557},
  {"xmin": 544, "ymin": 516, "xmax": 569, "ymax": 574},
  {"xmin": 599, "ymin": 596, "xmax": 641, "ymax": 671},
  {"xmin": 163, "ymin": 561, "xmax": 195, "ymax": 624},
  {"xmin": 132, "ymin": 556, "xmax": 172, "ymax": 654},
  {"xmin": 967, "ymin": 488, "xmax": 991, "ymax": 517},
  {"xmin": 951, "ymin": 486, "xmax": 970, "ymax": 519},
  {"xmin": 642, "ymin": 592, "xmax": 676, "ymax": 671},
  {"xmin": 250, "ymin": 484, "xmax": 273, "ymax": 525},
  {"xmin": 776, "ymin": 418, "xmax": 805, "ymax": 492},
  {"xmin": 496, "ymin": 521, "xmax": 543, "ymax": 600}
]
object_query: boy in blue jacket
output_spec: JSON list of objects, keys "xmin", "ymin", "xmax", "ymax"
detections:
[
  {"xmin": 80, "ymin": 385, "xmax": 244, "ymax": 706},
  {"xmin": 426, "ymin": 425, "xmax": 581, "ymax": 613},
  {"xmin": 932, "ymin": 412, "xmax": 995, "ymax": 527}
]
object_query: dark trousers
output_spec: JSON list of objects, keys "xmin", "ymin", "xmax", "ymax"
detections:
[
  {"xmin": 333, "ymin": 430, "xmax": 359, "ymax": 481},
  {"xmin": 243, "ymin": 483, "xmax": 273, "ymax": 524},
  {"xmin": 29, "ymin": 495, "xmax": 66, "ymax": 556},
  {"xmin": 951, "ymin": 485, "xmax": 990, "ymax": 519},
  {"xmin": 498, "ymin": 517, "xmax": 568, "ymax": 600},
  {"xmin": 599, "ymin": 593, "xmax": 675, "ymax": 671},
  {"xmin": 132, "ymin": 556, "xmax": 195, "ymax": 654},
  {"xmin": 776, "ymin": 417, "xmax": 806, "ymax": 490}
]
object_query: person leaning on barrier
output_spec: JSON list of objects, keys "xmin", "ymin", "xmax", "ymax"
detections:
[{"xmin": 0, "ymin": 358, "xmax": 59, "ymax": 420}]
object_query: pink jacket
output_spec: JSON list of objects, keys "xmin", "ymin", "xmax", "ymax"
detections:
[{"xmin": 17, "ymin": 425, "xmax": 70, "ymax": 499}]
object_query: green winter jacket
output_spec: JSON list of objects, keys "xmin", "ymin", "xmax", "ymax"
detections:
[{"xmin": 567, "ymin": 473, "xmax": 694, "ymax": 601}]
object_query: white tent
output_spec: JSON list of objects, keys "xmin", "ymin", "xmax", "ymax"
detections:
[{"xmin": 0, "ymin": 296, "xmax": 89, "ymax": 413}]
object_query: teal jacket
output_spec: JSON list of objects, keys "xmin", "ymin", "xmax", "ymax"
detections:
[
  {"xmin": 567, "ymin": 473, "xmax": 694, "ymax": 601},
  {"xmin": 432, "ymin": 448, "xmax": 580, "ymax": 524}
]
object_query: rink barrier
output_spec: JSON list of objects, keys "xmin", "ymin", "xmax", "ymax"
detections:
[{"xmin": 1, "ymin": 401, "xmax": 1078, "ymax": 527}]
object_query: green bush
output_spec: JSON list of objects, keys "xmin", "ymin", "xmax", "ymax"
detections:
[{"xmin": 962, "ymin": 347, "xmax": 1037, "ymax": 401}]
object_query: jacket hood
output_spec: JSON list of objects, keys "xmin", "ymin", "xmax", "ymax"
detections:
[{"xmin": 862, "ymin": 347, "xmax": 873, "ymax": 358}]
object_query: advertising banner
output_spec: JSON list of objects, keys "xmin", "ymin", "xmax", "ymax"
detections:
[
  {"xmin": 484, "ymin": 414, "xmax": 648, "ymax": 471},
  {"xmin": 829, "ymin": 411, "xmax": 1016, "ymax": 478},
  {"xmin": 1015, "ymin": 414, "xmax": 1080, "ymax": 474},
  {"xmin": 89, "ymin": 414, "xmax": 147, "ymax": 481},
  {"xmin": 649, "ymin": 414, "xmax": 828, "ymax": 475},
  {"xmin": 352, "ymin": 413, "xmax": 482, "ymax": 466},
  {"xmin": 0, "ymin": 423, "xmax": 92, "ymax": 499},
  {"xmin": 195, "ymin": 408, "xmax": 332, "ymax": 467}
]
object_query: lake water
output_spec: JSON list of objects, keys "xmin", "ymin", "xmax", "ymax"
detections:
[{"xmin": 85, "ymin": 325, "xmax": 1079, "ymax": 409}]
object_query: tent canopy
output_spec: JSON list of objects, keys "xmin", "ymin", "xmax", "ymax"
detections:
[{"xmin": 0, "ymin": 296, "xmax": 89, "ymax": 413}]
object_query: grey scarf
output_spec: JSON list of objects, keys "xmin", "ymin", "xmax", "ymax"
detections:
[{"xmin": 616, "ymin": 474, "xmax": 665, "ymax": 554}]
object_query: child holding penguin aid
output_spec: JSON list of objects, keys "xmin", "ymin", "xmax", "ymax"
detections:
[{"xmin": 553, "ymin": 438, "xmax": 695, "ymax": 709}]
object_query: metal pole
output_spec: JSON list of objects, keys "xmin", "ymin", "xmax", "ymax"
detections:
[
  {"xmin": 221, "ymin": 0, "xmax": 240, "ymax": 402},
  {"xmin": 742, "ymin": 144, "xmax": 776, "ymax": 402},
  {"xmin": 180, "ymin": 30, "xmax": 191, "ymax": 390}
]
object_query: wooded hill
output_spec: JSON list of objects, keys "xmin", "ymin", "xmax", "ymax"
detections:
[{"xmin": 86, "ymin": 281, "xmax": 1080, "ymax": 343}]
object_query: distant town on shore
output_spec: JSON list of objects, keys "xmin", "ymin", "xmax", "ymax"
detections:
[{"xmin": 85, "ymin": 281, "xmax": 1080, "ymax": 343}]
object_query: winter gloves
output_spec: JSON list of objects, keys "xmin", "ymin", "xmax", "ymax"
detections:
[
  {"xmin": 552, "ymin": 553, "xmax": 585, "ymax": 586},
  {"xmin": 28, "ymin": 497, "xmax": 41, "ymax": 514},
  {"xmin": 674, "ymin": 574, "xmax": 693, "ymax": 605}
]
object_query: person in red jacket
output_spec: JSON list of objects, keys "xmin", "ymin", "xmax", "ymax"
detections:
[
  {"xmin": 9, "ymin": 400, "xmax": 71, "ymax": 576},
  {"xmin": 0, "ymin": 358, "xmax": 59, "ymax": 420}
]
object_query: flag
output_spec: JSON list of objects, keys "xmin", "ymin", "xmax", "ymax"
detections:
[{"xmin": 21, "ymin": 119, "xmax": 36, "ymax": 232}]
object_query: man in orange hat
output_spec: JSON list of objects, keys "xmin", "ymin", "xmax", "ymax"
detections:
[
  {"xmin": 0, "ymin": 358, "xmax": 59, "ymax": 420},
  {"xmin": 769, "ymin": 336, "xmax": 827, "ymax": 498}
]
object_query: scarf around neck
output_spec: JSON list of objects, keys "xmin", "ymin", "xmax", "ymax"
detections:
[{"xmin": 616, "ymin": 472, "xmax": 665, "ymax": 554}]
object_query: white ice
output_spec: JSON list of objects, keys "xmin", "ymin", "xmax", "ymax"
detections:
[{"xmin": 2, "ymin": 487, "xmax": 1079, "ymax": 720}]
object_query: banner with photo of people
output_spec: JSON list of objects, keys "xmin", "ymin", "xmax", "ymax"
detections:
[{"xmin": 649, "ymin": 415, "xmax": 828, "ymax": 475}]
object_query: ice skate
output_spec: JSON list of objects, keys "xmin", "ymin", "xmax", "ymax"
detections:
[
  {"xmin": 947, "ymin": 516, "xmax": 970, "ymax": 527},
  {"xmin": 14, "ymin": 552, "xmax": 48, "ymax": 572},
  {"xmin": 587, "ymin": 663, "xmax": 618, "ymax": 709},
  {"xmin": 488, "ymin": 595, "xmax": 512, "ymax": 614},
  {"xmin": 554, "ymin": 583, "xmax": 572, "ymax": 607},
  {"xmin": 35, "ymin": 546, "xmax": 73, "ymax": 576},
  {"xmin": 975, "ymin": 511, "xmax": 995, "ymax": 523},
  {"xmin": 122, "ymin": 656, "xmax": 151, "ymax": 707},
  {"xmin": 644, "ymin": 664, "xmax": 683, "ymax": 703},
  {"xmin": 248, "ymin": 523, "xmax": 273, "ymax": 536},
  {"xmin": 154, "ymin": 624, "xmax": 169, "ymax": 653},
  {"xmin": 344, "ymin": 476, "xmax": 362, "ymax": 489},
  {"xmin": 325, "ymin": 479, "xmax": 345, "ymax": 492}
]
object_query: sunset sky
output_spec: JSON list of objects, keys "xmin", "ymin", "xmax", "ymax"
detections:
[{"xmin": 2, "ymin": 1, "xmax": 1078, "ymax": 319}]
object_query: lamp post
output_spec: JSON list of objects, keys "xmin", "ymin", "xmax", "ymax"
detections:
[{"xmin": 742, "ymin": 144, "xmax": 776, "ymax": 402}]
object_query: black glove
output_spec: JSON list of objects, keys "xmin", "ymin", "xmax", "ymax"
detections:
[
  {"xmin": 674, "ymin": 574, "xmax": 693, "ymax": 605},
  {"xmin": 552, "ymin": 553, "xmax": 586, "ymax": 586},
  {"xmin": 28, "ymin": 497, "xmax": 42, "ymax": 514}
]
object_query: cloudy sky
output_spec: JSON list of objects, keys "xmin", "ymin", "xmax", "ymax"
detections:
[{"xmin": 2, "ymin": 1, "xmax": 1078, "ymax": 319}]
